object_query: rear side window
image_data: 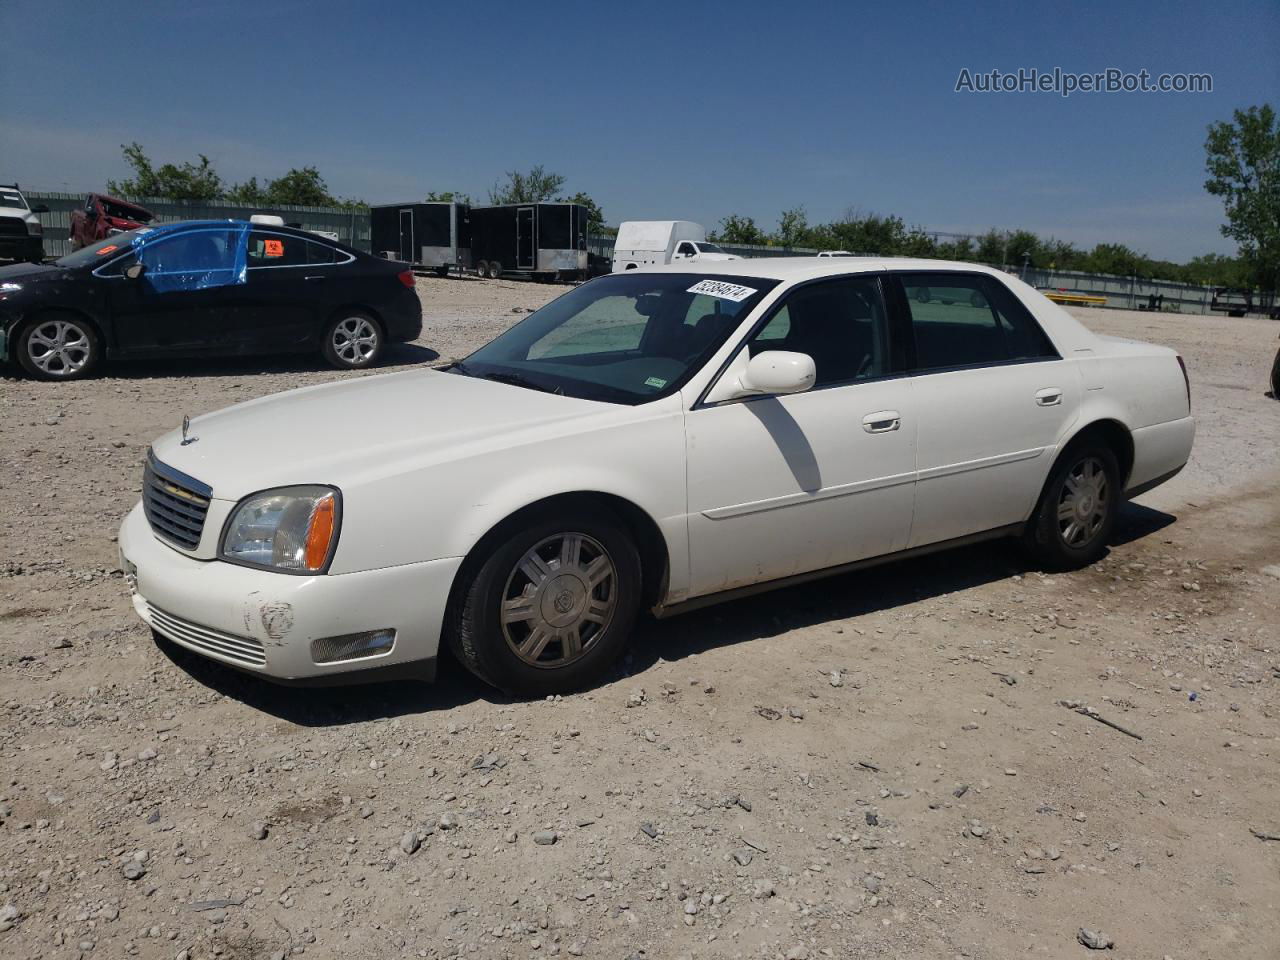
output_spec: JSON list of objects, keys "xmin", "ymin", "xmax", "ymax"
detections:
[
  {"xmin": 899, "ymin": 273, "xmax": 1057, "ymax": 370},
  {"xmin": 247, "ymin": 231, "xmax": 307, "ymax": 267}
]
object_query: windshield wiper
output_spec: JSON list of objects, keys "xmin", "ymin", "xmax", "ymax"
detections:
[{"xmin": 479, "ymin": 371, "xmax": 562, "ymax": 395}]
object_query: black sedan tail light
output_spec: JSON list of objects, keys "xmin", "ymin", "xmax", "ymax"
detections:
[{"xmin": 398, "ymin": 270, "xmax": 414, "ymax": 289}]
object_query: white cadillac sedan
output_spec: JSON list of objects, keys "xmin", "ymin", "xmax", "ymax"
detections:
[{"xmin": 119, "ymin": 258, "xmax": 1194, "ymax": 696}]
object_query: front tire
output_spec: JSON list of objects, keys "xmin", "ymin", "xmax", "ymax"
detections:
[
  {"xmin": 16, "ymin": 313, "xmax": 100, "ymax": 381},
  {"xmin": 487, "ymin": 260, "xmax": 503, "ymax": 279},
  {"xmin": 447, "ymin": 508, "xmax": 642, "ymax": 697},
  {"xmin": 321, "ymin": 311, "xmax": 382, "ymax": 370},
  {"xmin": 1023, "ymin": 442, "xmax": 1120, "ymax": 570}
]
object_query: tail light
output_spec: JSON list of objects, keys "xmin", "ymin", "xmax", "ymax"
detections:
[
  {"xmin": 1176, "ymin": 355, "xmax": 1190, "ymax": 411},
  {"xmin": 397, "ymin": 269, "xmax": 415, "ymax": 289}
]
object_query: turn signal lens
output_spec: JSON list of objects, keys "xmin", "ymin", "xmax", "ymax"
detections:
[
  {"xmin": 398, "ymin": 269, "xmax": 415, "ymax": 289},
  {"xmin": 304, "ymin": 494, "xmax": 337, "ymax": 571}
]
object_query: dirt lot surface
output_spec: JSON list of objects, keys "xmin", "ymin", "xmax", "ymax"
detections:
[{"xmin": 2, "ymin": 278, "xmax": 1279, "ymax": 960}]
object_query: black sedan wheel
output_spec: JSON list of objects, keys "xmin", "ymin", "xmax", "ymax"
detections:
[
  {"xmin": 321, "ymin": 312, "xmax": 382, "ymax": 370},
  {"xmin": 17, "ymin": 314, "xmax": 100, "ymax": 381}
]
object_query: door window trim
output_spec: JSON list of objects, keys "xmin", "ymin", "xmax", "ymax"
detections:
[
  {"xmin": 89, "ymin": 225, "xmax": 241, "ymax": 280},
  {"xmin": 694, "ymin": 272, "xmax": 905, "ymax": 409},
  {"xmin": 887, "ymin": 271, "xmax": 1062, "ymax": 376}
]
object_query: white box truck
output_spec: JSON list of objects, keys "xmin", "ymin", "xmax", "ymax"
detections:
[{"xmin": 611, "ymin": 221, "xmax": 741, "ymax": 272}]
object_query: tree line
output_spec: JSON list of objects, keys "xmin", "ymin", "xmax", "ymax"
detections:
[
  {"xmin": 708, "ymin": 207, "xmax": 1254, "ymax": 287},
  {"xmin": 107, "ymin": 143, "xmax": 367, "ymax": 210}
]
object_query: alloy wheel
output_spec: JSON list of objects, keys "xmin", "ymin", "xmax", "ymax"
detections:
[
  {"xmin": 331, "ymin": 317, "xmax": 378, "ymax": 365},
  {"xmin": 499, "ymin": 532, "xmax": 617, "ymax": 668},
  {"xmin": 27, "ymin": 319, "xmax": 92, "ymax": 377},
  {"xmin": 1057, "ymin": 456, "xmax": 1109, "ymax": 547}
]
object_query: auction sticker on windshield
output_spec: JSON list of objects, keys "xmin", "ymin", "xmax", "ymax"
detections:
[{"xmin": 686, "ymin": 279, "xmax": 758, "ymax": 302}]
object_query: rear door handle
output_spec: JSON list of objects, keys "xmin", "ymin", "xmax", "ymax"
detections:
[
  {"xmin": 1035, "ymin": 388, "xmax": 1063, "ymax": 406},
  {"xmin": 304, "ymin": 275, "xmax": 326, "ymax": 282},
  {"xmin": 862, "ymin": 410, "xmax": 901, "ymax": 433}
]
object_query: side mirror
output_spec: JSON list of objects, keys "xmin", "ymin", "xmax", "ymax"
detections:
[
  {"xmin": 31, "ymin": 204, "xmax": 49, "ymax": 214},
  {"xmin": 707, "ymin": 350, "xmax": 816, "ymax": 403},
  {"xmin": 740, "ymin": 351, "xmax": 816, "ymax": 396},
  {"xmin": 124, "ymin": 262, "xmax": 147, "ymax": 280}
]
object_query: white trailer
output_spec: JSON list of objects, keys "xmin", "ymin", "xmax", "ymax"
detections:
[{"xmin": 611, "ymin": 220, "xmax": 740, "ymax": 272}]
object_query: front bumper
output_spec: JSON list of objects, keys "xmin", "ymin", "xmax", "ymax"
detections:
[{"xmin": 118, "ymin": 503, "xmax": 461, "ymax": 683}]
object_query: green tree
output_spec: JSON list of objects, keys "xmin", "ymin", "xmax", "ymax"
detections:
[
  {"xmin": 974, "ymin": 228, "xmax": 1007, "ymax": 264},
  {"xmin": 829, "ymin": 211, "xmax": 908, "ymax": 255},
  {"xmin": 261, "ymin": 166, "xmax": 335, "ymax": 206},
  {"xmin": 772, "ymin": 207, "xmax": 812, "ymax": 248},
  {"xmin": 1080, "ymin": 242, "xmax": 1149, "ymax": 277},
  {"xmin": 1204, "ymin": 104, "xmax": 1280, "ymax": 289},
  {"xmin": 489, "ymin": 165, "xmax": 566, "ymax": 204},
  {"xmin": 426, "ymin": 190, "xmax": 473, "ymax": 204},
  {"xmin": 563, "ymin": 191, "xmax": 605, "ymax": 229},
  {"xmin": 224, "ymin": 176, "xmax": 266, "ymax": 205},
  {"xmin": 710, "ymin": 214, "xmax": 767, "ymax": 245},
  {"xmin": 108, "ymin": 142, "xmax": 223, "ymax": 202}
]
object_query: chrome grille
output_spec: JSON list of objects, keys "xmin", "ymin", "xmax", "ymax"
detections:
[
  {"xmin": 143, "ymin": 454, "xmax": 211, "ymax": 549},
  {"xmin": 148, "ymin": 603, "xmax": 267, "ymax": 667}
]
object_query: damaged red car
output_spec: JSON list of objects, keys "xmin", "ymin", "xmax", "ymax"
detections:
[{"xmin": 69, "ymin": 194, "xmax": 155, "ymax": 250}]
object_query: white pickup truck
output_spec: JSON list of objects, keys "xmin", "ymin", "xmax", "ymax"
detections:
[{"xmin": 612, "ymin": 220, "xmax": 740, "ymax": 272}]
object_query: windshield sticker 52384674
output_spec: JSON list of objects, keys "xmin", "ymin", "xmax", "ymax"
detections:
[{"xmin": 686, "ymin": 279, "xmax": 758, "ymax": 302}]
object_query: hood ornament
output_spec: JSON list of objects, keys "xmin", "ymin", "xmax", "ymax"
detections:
[{"xmin": 180, "ymin": 415, "xmax": 198, "ymax": 446}]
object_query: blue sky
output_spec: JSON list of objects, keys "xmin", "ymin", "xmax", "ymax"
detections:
[{"xmin": 2, "ymin": 0, "xmax": 1276, "ymax": 261}]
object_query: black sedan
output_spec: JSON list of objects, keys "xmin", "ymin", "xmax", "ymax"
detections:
[{"xmin": 0, "ymin": 220, "xmax": 422, "ymax": 380}]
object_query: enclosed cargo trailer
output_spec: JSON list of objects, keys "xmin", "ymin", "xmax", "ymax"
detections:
[
  {"xmin": 370, "ymin": 202, "xmax": 471, "ymax": 276},
  {"xmin": 469, "ymin": 203, "xmax": 589, "ymax": 281}
]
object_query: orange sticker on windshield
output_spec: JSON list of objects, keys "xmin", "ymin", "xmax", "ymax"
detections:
[
  {"xmin": 264, "ymin": 239, "xmax": 284, "ymax": 258},
  {"xmin": 96, "ymin": 244, "xmax": 119, "ymax": 256}
]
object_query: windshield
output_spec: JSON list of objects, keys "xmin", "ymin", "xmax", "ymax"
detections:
[
  {"xmin": 455, "ymin": 272, "xmax": 780, "ymax": 404},
  {"xmin": 55, "ymin": 228, "xmax": 154, "ymax": 268},
  {"xmin": 0, "ymin": 189, "xmax": 27, "ymax": 210},
  {"xmin": 696, "ymin": 242, "xmax": 726, "ymax": 254}
]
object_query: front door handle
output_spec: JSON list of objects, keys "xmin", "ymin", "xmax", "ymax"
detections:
[
  {"xmin": 862, "ymin": 410, "xmax": 901, "ymax": 433},
  {"xmin": 303, "ymin": 275, "xmax": 327, "ymax": 282},
  {"xmin": 1035, "ymin": 388, "xmax": 1063, "ymax": 406}
]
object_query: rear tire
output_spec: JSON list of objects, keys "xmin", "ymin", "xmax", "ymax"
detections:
[
  {"xmin": 321, "ymin": 311, "xmax": 383, "ymax": 370},
  {"xmin": 1022, "ymin": 441, "xmax": 1120, "ymax": 570},
  {"xmin": 475, "ymin": 260, "xmax": 489, "ymax": 279},
  {"xmin": 16, "ymin": 313, "xmax": 100, "ymax": 381},
  {"xmin": 488, "ymin": 260, "xmax": 503, "ymax": 279},
  {"xmin": 446, "ymin": 507, "xmax": 642, "ymax": 697}
]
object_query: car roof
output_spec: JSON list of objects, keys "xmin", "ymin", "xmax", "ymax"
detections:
[
  {"xmin": 631, "ymin": 256, "xmax": 1016, "ymax": 283},
  {"xmin": 144, "ymin": 219, "xmax": 340, "ymax": 241}
]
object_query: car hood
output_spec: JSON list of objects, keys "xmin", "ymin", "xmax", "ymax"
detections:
[
  {"xmin": 0, "ymin": 262, "xmax": 65, "ymax": 284},
  {"xmin": 150, "ymin": 369, "xmax": 611, "ymax": 501},
  {"xmin": 0, "ymin": 205, "xmax": 38, "ymax": 223}
]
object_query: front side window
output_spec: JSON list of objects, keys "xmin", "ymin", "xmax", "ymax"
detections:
[
  {"xmin": 136, "ymin": 228, "xmax": 244, "ymax": 292},
  {"xmin": 456, "ymin": 272, "xmax": 779, "ymax": 404},
  {"xmin": 900, "ymin": 272, "xmax": 1057, "ymax": 370},
  {"xmin": 745, "ymin": 276, "xmax": 891, "ymax": 388},
  {"xmin": 676, "ymin": 242, "xmax": 697, "ymax": 256}
]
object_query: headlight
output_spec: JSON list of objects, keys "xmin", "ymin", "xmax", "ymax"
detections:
[
  {"xmin": 27, "ymin": 220, "xmax": 42, "ymax": 236},
  {"xmin": 220, "ymin": 486, "xmax": 340, "ymax": 573}
]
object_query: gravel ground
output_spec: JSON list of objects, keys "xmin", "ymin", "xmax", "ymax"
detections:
[{"xmin": 1, "ymin": 278, "xmax": 1278, "ymax": 960}]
